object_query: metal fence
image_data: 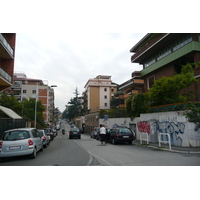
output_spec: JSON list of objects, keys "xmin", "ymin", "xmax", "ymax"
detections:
[{"xmin": 0, "ymin": 118, "xmax": 26, "ymax": 139}]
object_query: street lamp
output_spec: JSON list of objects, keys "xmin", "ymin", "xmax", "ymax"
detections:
[{"xmin": 34, "ymin": 84, "xmax": 57, "ymax": 128}]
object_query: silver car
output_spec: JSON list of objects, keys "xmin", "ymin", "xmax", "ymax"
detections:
[
  {"xmin": 0, "ymin": 128, "xmax": 43, "ymax": 160},
  {"xmin": 38, "ymin": 129, "xmax": 50, "ymax": 148}
]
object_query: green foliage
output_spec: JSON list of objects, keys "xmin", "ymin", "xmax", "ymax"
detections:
[
  {"xmin": 0, "ymin": 93, "xmax": 22, "ymax": 114},
  {"xmin": 99, "ymin": 108, "xmax": 128, "ymax": 118},
  {"xmin": 0, "ymin": 93, "xmax": 45, "ymax": 127},
  {"xmin": 63, "ymin": 87, "xmax": 83, "ymax": 120},
  {"xmin": 185, "ymin": 102, "xmax": 200, "ymax": 131},
  {"xmin": 22, "ymin": 98, "xmax": 45, "ymax": 124},
  {"xmin": 126, "ymin": 93, "xmax": 150, "ymax": 117},
  {"xmin": 148, "ymin": 63, "xmax": 198, "ymax": 106}
]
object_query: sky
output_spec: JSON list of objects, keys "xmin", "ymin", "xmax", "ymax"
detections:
[{"xmin": 14, "ymin": 33, "xmax": 146, "ymax": 112}]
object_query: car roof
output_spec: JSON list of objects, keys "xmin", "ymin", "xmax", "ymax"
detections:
[{"xmin": 5, "ymin": 128, "xmax": 36, "ymax": 132}]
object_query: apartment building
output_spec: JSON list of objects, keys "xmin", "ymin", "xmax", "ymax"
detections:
[
  {"xmin": 3, "ymin": 73, "xmax": 55, "ymax": 124},
  {"xmin": 118, "ymin": 71, "xmax": 144, "ymax": 107},
  {"xmin": 130, "ymin": 33, "xmax": 200, "ymax": 100},
  {"xmin": 83, "ymin": 75, "xmax": 117, "ymax": 133},
  {"xmin": 0, "ymin": 33, "xmax": 16, "ymax": 91},
  {"xmin": 83, "ymin": 75, "xmax": 117, "ymax": 113}
]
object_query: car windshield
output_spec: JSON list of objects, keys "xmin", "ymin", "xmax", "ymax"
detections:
[{"xmin": 3, "ymin": 130, "xmax": 30, "ymax": 141}]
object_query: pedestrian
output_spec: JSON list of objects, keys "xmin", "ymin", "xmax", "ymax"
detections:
[{"xmin": 99, "ymin": 124, "xmax": 106, "ymax": 145}]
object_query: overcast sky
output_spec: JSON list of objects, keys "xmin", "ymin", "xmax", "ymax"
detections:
[{"xmin": 14, "ymin": 33, "xmax": 146, "ymax": 112}]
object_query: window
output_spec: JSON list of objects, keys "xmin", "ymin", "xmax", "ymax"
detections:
[
  {"xmin": 32, "ymin": 90, "xmax": 36, "ymax": 94},
  {"xmin": 23, "ymin": 90, "xmax": 26, "ymax": 93},
  {"xmin": 147, "ymin": 75, "xmax": 155, "ymax": 89},
  {"xmin": 104, "ymin": 88, "xmax": 107, "ymax": 92},
  {"xmin": 173, "ymin": 34, "xmax": 192, "ymax": 51},
  {"xmin": 105, "ymin": 103, "xmax": 107, "ymax": 107},
  {"xmin": 111, "ymin": 88, "xmax": 114, "ymax": 92},
  {"xmin": 104, "ymin": 95, "xmax": 107, "ymax": 99}
]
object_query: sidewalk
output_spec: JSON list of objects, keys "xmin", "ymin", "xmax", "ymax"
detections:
[{"xmin": 134, "ymin": 140, "xmax": 200, "ymax": 154}]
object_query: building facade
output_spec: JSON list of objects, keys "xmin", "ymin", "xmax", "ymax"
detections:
[
  {"xmin": 3, "ymin": 73, "xmax": 55, "ymax": 124},
  {"xmin": 0, "ymin": 33, "xmax": 16, "ymax": 91},
  {"xmin": 118, "ymin": 71, "xmax": 144, "ymax": 107},
  {"xmin": 130, "ymin": 33, "xmax": 200, "ymax": 100},
  {"xmin": 83, "ymin": 75, "xmax": 117, "ymax": 113},
  {"xmin": 83, "ymin": 75, "xmax": 117, "ymax": 133}
]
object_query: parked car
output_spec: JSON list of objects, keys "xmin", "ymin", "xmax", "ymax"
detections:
[
  {"xmin": 108, "ymin": 127, "xmax": 135, "ymax": 145},
  {"xmin": 96, "ymin": 128, "xmax": 110, "ymax": 141},
  {"xmin": 0, "ymin": 128, "xmax": 43, "ymax": 160},
  {"xmin": 90, "ymin": 130, "xmax": 97, "ymax": 139},
  {"xmin": 69, "ymin": 128, "xmax": 81, "ymax": 139},
  {"xmin": 38, "ymin": 129, "xmax": 50, "ymax": 148}
]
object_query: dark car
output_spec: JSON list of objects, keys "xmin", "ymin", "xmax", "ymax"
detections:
[
  {"xmin": 96, "ymin": 128, "xmax": 110, "ymax": 141},
  {"xmin": 43, "ymin": 128, "xmax": 54, "ymax": 141},
  {"xmin": 108, "ymin": 127, "xmax": 135, "ymax": 145},
  {"xmin": 69, "ymin": 128, "xmax": 81, "ymax": 139},
  {"xmin": 91, "ymin": 127, "xmax": 100, "ymax": 139}
]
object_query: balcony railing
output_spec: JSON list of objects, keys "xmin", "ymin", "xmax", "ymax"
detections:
[
  {"xmin": 0, "ymin": 33, "xmax": 14, "ymax": 57},
  {"xmin": 0, "ymin": 66, "xmax": 12, "ymax": 83}
]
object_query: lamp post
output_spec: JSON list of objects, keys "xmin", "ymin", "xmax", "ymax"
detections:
[{"xmin": 34, "ymin": 84, "xmax": 57, "ymax": 128}]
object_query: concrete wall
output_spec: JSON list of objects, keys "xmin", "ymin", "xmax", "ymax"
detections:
[{"xmin": 137, "ymin": 111, "xmax": 200, "ymax": 147}]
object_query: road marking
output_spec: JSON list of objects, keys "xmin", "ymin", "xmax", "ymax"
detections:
[{"xmin": 74, "ymin": 140, "xmax": 112, "ymax": 166}]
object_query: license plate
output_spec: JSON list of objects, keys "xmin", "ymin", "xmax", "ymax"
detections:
[
  {"xmin": 123, "ymin": 136, "xmax": 129, "ymax": 138},
  {"xmin": 73, "ymin": 132, "xmax": 77, "ymax": 134},
  {"xmin": 9, "ymin": 146, "xmax": 21, "ymax": 150}
]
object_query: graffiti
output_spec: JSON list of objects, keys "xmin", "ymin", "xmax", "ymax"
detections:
[
  {"xmin": 137, "ymin": 121, "xmax": 150, "ymax": 134},
  {"xmin": 157, "ymin": 121, "xmax": 185, "ymax": 146},
  {"xmin": 137, "ymin": 120, "xmax": 186, "ymax": 146}
]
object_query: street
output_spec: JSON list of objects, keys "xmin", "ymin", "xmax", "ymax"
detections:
[{"xmin": 0, "ymin": 120, "xmax": 200, "ymax": 166}]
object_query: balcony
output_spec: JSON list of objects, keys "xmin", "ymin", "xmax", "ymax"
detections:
[
  {"xmin": 0, "ymin": 66, "xmax": 12, "ymax": 90},
  {"xmin": 0, "ymin": 34, "xmax": 14, "ymax": 59}
]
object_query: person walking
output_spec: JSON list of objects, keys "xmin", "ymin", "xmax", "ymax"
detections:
[{"xmin": 99, "ymin": 124, "xmax": 106, "ymax": 145}]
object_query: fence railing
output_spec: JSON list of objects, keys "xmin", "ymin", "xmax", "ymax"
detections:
[
  {"xmin": 158, "ymin": 132, "xmax": 171, "ymax": 150},
  {"xmin": 140, "ymin": 132, "xmax": 149, "ymax": 144}
]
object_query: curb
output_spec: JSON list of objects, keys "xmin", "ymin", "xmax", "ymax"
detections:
[{"xmin": 146, "ymin": 145, "xmax": 200, "ymax": 154}]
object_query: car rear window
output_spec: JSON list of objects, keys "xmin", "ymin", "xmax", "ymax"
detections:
[
  {"xmin": 71, "ymin": 128, "xmax": 79, "ymax": 131},
  {"xmin": 38, "ymin": 130, "xmax": 44, "ymax": 137},
  {"xmin": 3, "ymin": 131, "xmax": 30, "ymax": 141},
  {"xmin": 119, "ymin": 128, "xmax": 132, "ymax": 133}
]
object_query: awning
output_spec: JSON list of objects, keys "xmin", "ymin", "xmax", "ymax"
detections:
[{"xmin": 0, "ymin": 105, "xmax": 22, "ymax": 119}]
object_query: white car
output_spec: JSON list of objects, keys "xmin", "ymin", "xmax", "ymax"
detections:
[
  {"xmin": 56, "ymin": 124, "xmax": 60, "ymax": 130},
  {"xmin": 0, "ymin": 128, "xmax": 43, "ymax": 161}
]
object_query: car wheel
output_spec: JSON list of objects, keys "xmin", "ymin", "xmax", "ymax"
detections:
[
  {"xmin": 79, "ymin": 136, "xmax": 81, "ymax": 139},
  {"xmin": 128, "ymin": 141, "xmax": 132, "ymax": 145},
  {"xmin": 112, "ymin": 138, "xmax": 116, "ymax": 145},
  {"xmin": 30, "ymin": 148, "xmax": 37, "ymax": 159},
  {"xmin": 40, "ymin": 145, "xmax": 43, "ymax": 152}
]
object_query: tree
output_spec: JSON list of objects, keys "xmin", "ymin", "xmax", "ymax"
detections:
[
  {"xmin": 64, "ymin": 87, "xmax": 83, "ymax": 120},
  {"xmin": 148, "ymin": 63, "xmax": 198, "ymax": 106},
  {"xmin": 22, "ymin": 98, "xmax": 46, "ymax": 127},
  {"xmin": 126, "ymin": 93, "xmax": 150, "ymax": 117},
  {"xmin": 0, "ymin": 93, "xmax": 22, "ymax": 115}
]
